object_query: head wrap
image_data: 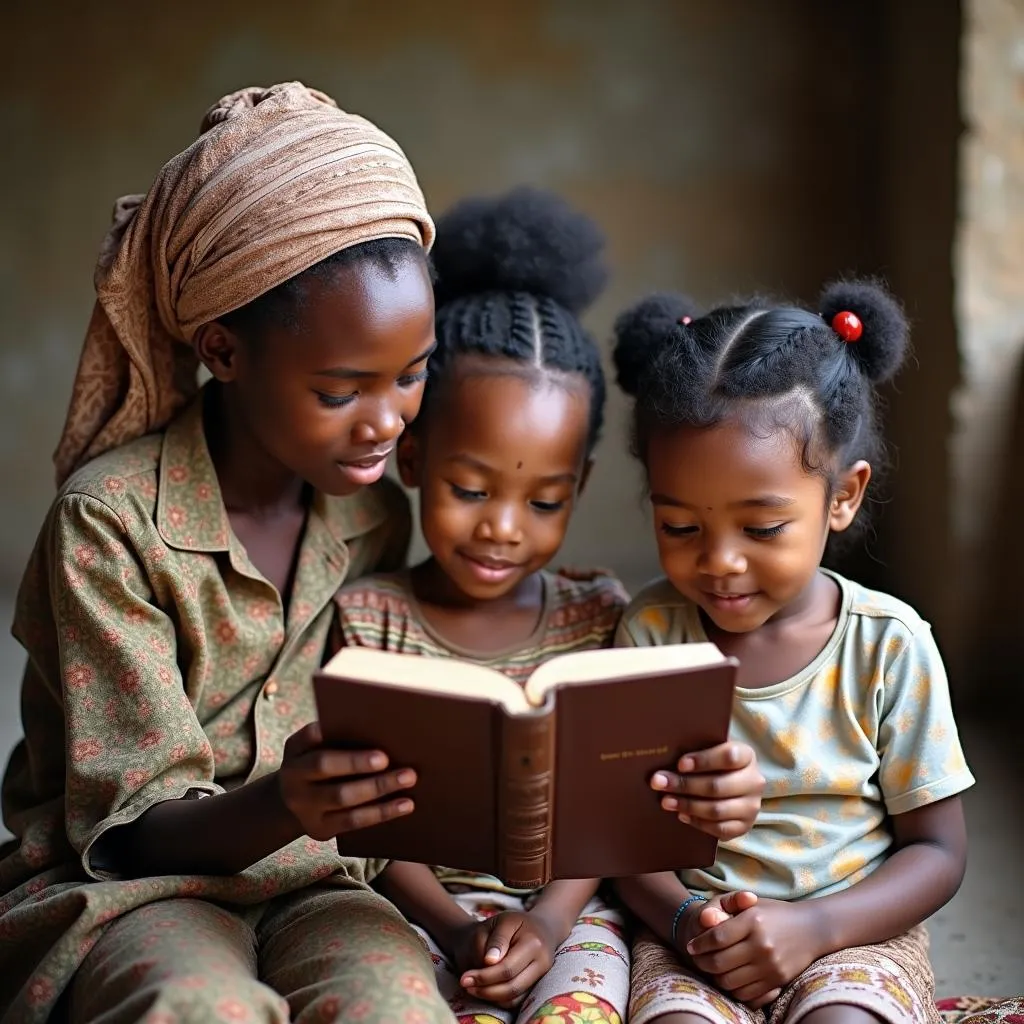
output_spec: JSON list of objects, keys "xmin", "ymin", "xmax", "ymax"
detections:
[{"xmin": 54, "ymin": 81, "xmax": 435, "ymax": 485}]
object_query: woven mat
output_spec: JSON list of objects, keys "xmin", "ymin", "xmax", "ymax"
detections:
[{"xmin": 936, "ymin": 996, "xmax": 1024, "ymax": 1022}]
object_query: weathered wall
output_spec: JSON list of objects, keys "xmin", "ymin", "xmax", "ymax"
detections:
[
  {"xmin": 955, "ymin": 0, "xmax": 1024, "ymax": 707},
  {"xmin": 834, "ymin": 0, "xmax": 964, "ymax": 691},
  {"xmin": 0, "ymin": 1, "xmax": 969, "ymax": 679}
]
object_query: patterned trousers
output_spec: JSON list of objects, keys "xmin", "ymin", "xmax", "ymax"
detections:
[
  {"xmin": 414, "ymin": 891, "xmax": 630, "ymax": 1024},
  {"xmin": 629, "ymin": 924, "xmax": 939, "ymax": 1024},
  {"xmin": 66, "ymin": 886, "xmax": 457, "ymax": 1023}
]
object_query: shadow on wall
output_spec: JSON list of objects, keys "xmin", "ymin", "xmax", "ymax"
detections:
[{"xmin": 823, "ymin": 0, "xmax": 963, "ymax": 696}]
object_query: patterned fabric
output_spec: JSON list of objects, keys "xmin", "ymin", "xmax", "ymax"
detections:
[
  {"xmin": 629, "ymin": 925, "xmax": 939, "ymax": 1024},
  {"xmin": 937, "ymin": 997, "xmax": 1024, "ymax": 1023},
  {"xmin": 336, "ymin": 567, "xmax": 629, "ymax": 896},
  {"xmin": 0, "ymin": 393, "xmax": 416, "ymax": 1022},
  {"xmin": 616, "ymin": 570, "xmax": 975, "ymax": 901},
  {"xmin": 53, "ymin": 80, "xmax": 434, "ymax": 486},
  {"xmin": 66, "ymin": 886, "xmax": 454, "ymax": 1024},
  {"xmin": 416, "ymin": 892, "xmax": 628, "ymax": 1024},
  {"xmin": 336, "ymin": 569, "xmax": 628, "ymax": 689}
]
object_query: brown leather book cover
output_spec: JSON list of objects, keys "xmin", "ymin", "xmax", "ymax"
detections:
[
  {"xmin": 550, "ymin": 663, "xmax": 735, "ymax": 879},
  {"xmin": 314, "ymin": 645, "xmax": 736, "ymax": 887}
]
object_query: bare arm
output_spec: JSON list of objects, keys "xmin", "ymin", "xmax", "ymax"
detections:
[
  {"xmin": 528, "ymin": 878, "xmax": 600, "ymax": 944},
  {"xmin": 101, "ymin": 773, "xmax": 300, "ymax": 877},
  {"xmin": 376, "ymin": 861, "xmax": 474, "ymax": 954},
  {"xmin": 811, "ymin": 796, "xmax": 967, "ymax": 952},
  {"xmin": 686, "ymin": 797, "xmax": 968, "ymax": 1007},
  {"xmin": 616, "ymin": 872, "xmax": 760, "ymax": 974},
  {"xmin": 615, "ymin": 871, "xmax": 691, "ymax": 945}
]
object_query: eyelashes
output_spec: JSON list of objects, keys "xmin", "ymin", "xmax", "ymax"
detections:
[
  {"xmin": 397, "ymin": 368, "xmax": 429, "ymax": 389},
  {"xmin": 449, "ymin": 485, "xmax": 566, "ymax": 514},
  {"xmin": 315, "ymin": 369, "xmax": 429, "ymax": 409},
  {"xmin": 745, "ymin": 524, "xmax": 786, "ymax": 539},
  {"xmin": 659, "ymin": 523, "xmax": 788, "ymax": 540},
  {"xmin": 316, "ymin": 391, "xmax": 356, "ymax": 408}
]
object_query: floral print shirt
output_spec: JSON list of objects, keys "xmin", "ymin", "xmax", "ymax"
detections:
[{"xmin": 0, "ymin": 394, "xmax": 410, "ymax": 1021}]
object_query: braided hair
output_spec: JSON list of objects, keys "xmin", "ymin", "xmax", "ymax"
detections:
[
  {"xmin": 613, "ymin": 279, "xmax": 910, "ymax": 510},
  {"xmin": 421, "ymin": 187, "xmax": 608, "ymax": 450}
]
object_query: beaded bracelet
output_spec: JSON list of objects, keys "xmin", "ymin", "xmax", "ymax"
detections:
[{"xmin": 670, "ymin": 894, "xmax": 708, "ymax": 945}]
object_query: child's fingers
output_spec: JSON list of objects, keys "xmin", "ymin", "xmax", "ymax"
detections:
[
  {"xmin": 660, "ymin": 791, "xmax": 761, "ymax": 837},
  {"xmin": 675, "ymin": 742, "xmax": 757, "ymax": 775},
  {"xmin": 713, "ymin": 961, "xmax": 767, "ymax": 994},
  {"xmin": 463, "ymin": 963, "xmax": 540, "ymax": 1007},
  {"xmin": 689, "ymin": 816, "xmax": 760, "ymax": 842},
  {"xmin": 732, "ymin": 981, "xmax": 782, "ymax": 1008},
  {"xmin": 715, "ymin": 891, "xmax": 757, "ymax": 916},
  {"xmin": 328, "ymin": 795, "xmax": 415, "ymax": 835},
  {"xmin": 322, "ymin": 769, "xmax": 418, "ymax": 812},
  {"xmin": 690, "ymin": 937, "xmax": 755, "ymax": 978},
  {"xmin": 686, "ymin": 913, "xmax": 751, "ymax": 957},
  {"xmin": 462, "ymin": 937, "xmax": 536, "ymax": 987},
  {"xmin": 301, "ymin": 748, "xmax": 396, "ymax": 781},
  {"xmin": 654, "ymin": 769, "xmax": 764, "ymax": 802},
  {"xmin": 747, "ymin": 987, "xmax": 783, "ymax": 1010},
  {"xmin": 480, "ymin": 914, "xmax": 522, "ymax": 965},
  {"xmin": 696, "ymin": 891, "xmax": 757, "ymax": 931},
  {"xmin": 698, "ymin": 906, "xmax": 730, "ymax": 929}
]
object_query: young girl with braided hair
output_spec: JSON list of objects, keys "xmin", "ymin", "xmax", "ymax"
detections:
[
  {"xmin": 335, "ymin": 188, "xmax": 766, "ymax": 1024},
  {"xmin": 612, "ymin": 281, "xmax": 973, "ymax": 1024}
]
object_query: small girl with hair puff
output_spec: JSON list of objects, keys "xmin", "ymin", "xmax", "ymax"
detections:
[
  {"xmin": 611, "ymin": 282, "xmax": 974, "ymax": 1024},
  {"xmin": 334, "ymin": 188, "xmax": 766, "ymax": 1024}
]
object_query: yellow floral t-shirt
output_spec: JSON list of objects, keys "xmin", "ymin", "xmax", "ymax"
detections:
[{"xmin": 615, "ymin": 571, "xmax": 974, "ymax": 901}]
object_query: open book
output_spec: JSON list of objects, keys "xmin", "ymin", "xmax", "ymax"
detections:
[{"xmin": 314, "ymin": 643, "xmax": 736, "ymax": 890}]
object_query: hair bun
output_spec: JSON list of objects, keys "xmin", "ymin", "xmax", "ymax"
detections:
[
  {"xmin": 432, "ymin": 186, "xmax": 607, "ymax": 313},
  {"xmin": 819, "ymin": 279, "xmax": 909, "ymax": 384},
  {"xmin": 613, "ymin": 293, "xmax": 701, "ymax": 397}
]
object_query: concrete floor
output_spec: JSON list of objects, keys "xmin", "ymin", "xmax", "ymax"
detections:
[{"xmin": 0, "ymin": 596, "xmax": 1020, "ymax": 997}]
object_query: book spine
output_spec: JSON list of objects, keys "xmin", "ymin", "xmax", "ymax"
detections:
[{"xmin": 497, "ymin": 710, "xmax": 556, "ymax": 890}]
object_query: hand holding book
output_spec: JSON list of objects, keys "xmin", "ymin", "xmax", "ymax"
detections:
[
  {"xmin": 275, "ymin": 721, "xmax": 419, "ymax": 840},
  {"xmin": 650, "ymin": 741, "xmax": 766, "ymax": 840},
  {"xmin": 316, "ymin": 643, "xmax": 742, "ymax": 886}
]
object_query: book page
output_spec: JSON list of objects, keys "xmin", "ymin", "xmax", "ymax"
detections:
[
  {"xmin": 524, "ymin": 643, "xmax": 727, "ymax": 706},
  {"xmin": 321, "ymin": 647, "xmax": 531, "ymax": 712}
]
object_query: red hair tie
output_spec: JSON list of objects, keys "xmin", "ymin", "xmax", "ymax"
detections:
[
  {"xmin": 831, "ymin": 310, "xmax": 863, "ymax": 342},
  {"xmin": 679, "ymin": 316, "xmax": 692, "ymax": 325}
]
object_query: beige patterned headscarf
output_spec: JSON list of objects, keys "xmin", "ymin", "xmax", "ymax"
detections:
[{"xmin": 54, "ymin": 82, "xmax": 435, "ymax": 486}]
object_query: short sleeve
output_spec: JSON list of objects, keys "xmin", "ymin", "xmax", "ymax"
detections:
[
  {"xmin": 331, "ymin": 579, "xmax": 391, "ymax": 652},
  {"xmin": 614, "ymin": 593, "xmax": 680, "ymax": 648},
  {"xmin": 46, "ymin": 494, "xmax": 222, "ymax": 879},
  {"xmin": 876, "ymin": 625, "xmax": 975, "ymax": 816},
  {"xmin": 613, "ymin": 614, "xmax": 640, "ymax": 648}
]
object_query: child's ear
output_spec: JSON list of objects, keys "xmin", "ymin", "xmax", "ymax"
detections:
[
  {"xmin": 577, "ymin": 457, "xmax": 596, "ymax": 497},
  {"xmin": 193, "ymin": 321, "xmax": 241, "ymax": 382},
  {"xmin": 829, "ymin": 460, "xmax": 871, "ymax": 533},
  {"xmin": 396, "ymin": 431, "xmax": 421, "ymax": 489}
]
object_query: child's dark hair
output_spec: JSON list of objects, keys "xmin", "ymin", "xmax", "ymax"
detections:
[
  {"xmin": 613, "ymin": 280, "xmax": 909, "ymax": 507},
  {"xmin": 422, "ymin": 187, "xmax": 608, "ymax": 451},
  {"xmin": 216, "ymin": 236, "xmax": 427, "ymax": 339}
]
